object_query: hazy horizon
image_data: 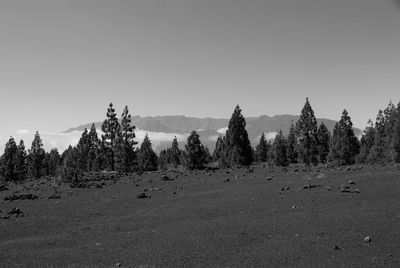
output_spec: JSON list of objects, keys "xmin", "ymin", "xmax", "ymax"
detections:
[{"xmin": 1, "ymin": 0, "xmax": 400, "ymax": 150}]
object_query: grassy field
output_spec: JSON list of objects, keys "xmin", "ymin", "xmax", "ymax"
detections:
[{"xmin": 1, "ymin": 165, "xmax": 400, "ymax": 267}]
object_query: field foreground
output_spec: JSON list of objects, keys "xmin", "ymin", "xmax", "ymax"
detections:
[{"xmin": 1, "ymin": 165, "xmax": 400, "ymax": 267}]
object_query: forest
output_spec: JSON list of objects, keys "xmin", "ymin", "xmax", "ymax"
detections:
[{"xmin": 1, "ymin": 97, "xmax": 400, "ymax": 183}]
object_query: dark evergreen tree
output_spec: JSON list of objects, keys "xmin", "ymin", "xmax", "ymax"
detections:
[
  {"xmin": 101, "ymin": 103, "xmax": 121, "ymax": 170},
  {"xmin": 137, "ymin": 134, "xmax": 158, "ymax": 171},
  {"xmin": 272, "ymin": 130, "xmax": 288, "ymax": 167},
  {"xmin": 115, "ymin": 106, "xmax": 137, "ymax": 172},
  {"xmin": 1, "ymin": 137, "xmax": 18, "ymax": 181},
  {"xmin": 87, "ymin": 123, "xmax": 101, "ymax": 171},
  {"xmin": 212, "ymin": 135, "xmax": 228, "ymax": 167},
  {"xmin": 296, "ymin": 98, "xmax": 319, "ymax": 165},
  {"xmin": 383, "ymin": 101, "xmax": 398, "ymax": 161},
  {"xmin": 158, "ymin": 149, "xmax": 167, "ymax": 170},
  {"xmin": 48, "ymin": 149, "xmax": 60, "ymax": 176},
  {"xmin": 76, "ymin": 128, "xmax": 90, "ymax": 171},
  {"xmin": 28, "ymin": 131, "xmax": 45, "ymax": 178},
  {"xmin": 167, "ymin": 136, "xmax": 182, "ymax": 168},
  {"xmin": 317, "ymin": 122, "xmax": 331, "ymax": 163},
  {"xmin": 392, "ymin": 112, "xmax": 400, "ymax": 163},
  {"xmin": 255, "ymin": 132, "xmax": 269, "ymax": 162},
  {"xmin": 356, "ymin": 119, "xmax": 375, "ymax": 163},
  {"xmin": 328, "ymin": 110, "xmax": 360, "ymax": 165},
  {"xmin": 367, "ymin": 110, "xmax": 386, "ymax": 163},
  {"xmin": 183, "ymin": 131, "xmax": 208, "ymax": 169},
  {"xmin": 15, "ymin": 140, "xmax": 28, "ymax": 181},
  {"xmin": 286, "ymin": 122, "xmax": 298, "ymax": 164},
  {"xmin": 61, "ymin": 146, "xmax": 83, "ymax": 182},
  {"xmin": 225, "ymin": 105, "xmax": 253, "ymax": 166}
]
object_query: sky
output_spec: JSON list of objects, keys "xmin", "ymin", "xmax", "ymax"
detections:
[{"xmin": 0, "ymin": 0, "xmax": 399, "ymax": 150}]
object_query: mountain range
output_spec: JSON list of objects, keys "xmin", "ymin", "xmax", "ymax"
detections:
[{"xmin": 65, "ymin": 115, "xmax": 363, "ymax": 153}]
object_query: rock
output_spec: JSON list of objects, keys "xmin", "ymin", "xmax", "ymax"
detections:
[
  {"xmin": 5, "ymin": 193, "xmax": 38, "ymax": 201},
  {"xmin": 266, "ymin": 176, "xmax": 273, "ymax": 181},
  {"xmin": 333, "ymin": 245, "xmax": 340, "ymax": 250},
  {"xmin": 355, "ymin": 189, "xmax": 360, "ymax": 193},
  {"xmin": 364, "ymin": 236, "xmax": 372, "ymax": 243},
  {"xmin": 137, "ymin": 192, "xmax": 149, "ymax": 199},
  {"xmin": 161, "ymin": 175, "xmax": 173, "ymax": 181},
  {"xmin": 7, "ymin": 207, "xmax": 24, "ymax": 217},
  {"xmin": 115, "ymin": 263, "xmax": 122, "ymax": 267},
  {"xmin": 349, "ymin": 180, "xmax": 355, "ymax": 185},
  {"xmin": 48, "ymin": 194, "xmax": 61, "ymax": 200}
]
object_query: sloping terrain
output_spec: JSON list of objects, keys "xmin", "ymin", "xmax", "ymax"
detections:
[{"xmin": 1, "ymin": 165, "xmax": 399, "ymax": 267}]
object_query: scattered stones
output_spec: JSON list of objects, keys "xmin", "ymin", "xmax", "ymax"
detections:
[
  {"xmin": 223, "ymin": 178, "xmax": 230, "ymax": 183},
  {"xmin": 302, "ymin": 182, "xmax": 320, "ymax": 190},
  {"xmin": 364, "ymin": 236, "xmax": 372, "ymax": 243},
  {"xmin": 281, "ymin": 187, "xmax": 290, "ymax": 191},
  {"xmin": 5, "ymin": 193, "xmax": 39, "ymax": 201},
  {"xmin": 161, "ymin": 175, "xmax": 174, "ymax": 181},
  {"xmin": 137, "ymin": 192, "xmax": 149, "ymax": 199},
  {"xmin": 0, "ymin": 184, "xmax": 8, "ymax": 192},
  {"xmin": 7, "ymin": 207, "xmax": 24, "ymax": 218}
]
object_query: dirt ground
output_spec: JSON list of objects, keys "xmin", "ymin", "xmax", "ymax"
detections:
[{"xmin": 1, "ymin": 164, "xmax": 400, "ymax": 267}]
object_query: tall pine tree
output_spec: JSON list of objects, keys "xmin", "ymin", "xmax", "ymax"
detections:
[
  {"xmin": 1, "ymin": 137, "xmax": 18, "ymax": 181},
  {"xmin": 28, "ymin": 131, "xmax": 45, "ymax": 179},
  {"xmin": 255, "ymin": 132, "xmax": 269, "ymax": 162},
  {"xmin": 225, "ymin": 105, "xmax": 253, "ymax": 166},
  {"xmin": 328, "ymin": 110, "xmax": 360, "ymax": 165},
  {"xmin": 286, "ymin": 122, "xmax": 298, "ymax": 164},
  {"xmin": 356, "ymin": 119, "xmax": 375, "ymax": 163},
  {"xmin": 296, "ymin": 98, "xmax": 319, "ymax": 166},
  {"xmin": 272, "ymin": 130, "xmax": 288, "ymax": 167},
  {"xmin": 183, "ymin": 131, "xmax": 208, "ymax": 170},
  {"xmin": 137, "ymin": 134, "xmax": 158, "ymax": 171},
  {"xmin": 101, "ymin": 103, "xmax": 121, "ymax": 170},
  {"xmin": 115, "ymin": 106, "xmax": 137, "ymax": 172},
  {"xmin": 317, "ymin": 122, "xmax": 331, "ymax": 164}
]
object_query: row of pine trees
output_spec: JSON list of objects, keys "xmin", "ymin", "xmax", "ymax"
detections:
[{"xmin": 1, "ymin": 98, "xmax": 400, "ymax": 182}]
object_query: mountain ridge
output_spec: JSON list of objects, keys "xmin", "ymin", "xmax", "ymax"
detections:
[{"xmin": 64, "ymin": 115, "xmax": 362, "ymax": 153}]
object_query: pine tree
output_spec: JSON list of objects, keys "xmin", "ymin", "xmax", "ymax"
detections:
[
  {"xmin": 286, "ymin": 122, "xmax": 298, "ymax": 164},
  {"xmin": 101, "ymin": 103, "xmax": 121, "ymax": 170},
  {"xmin": 317, "ymin": 122, "xmax": 331, "ymax": 163},
  {"xmin": 158, "ymin": 149, "xmax": 167, "ymax": 170},
  {"xmin": 28, "ymin": 131, "xmax": 45, "ymax": 179},
  {"xmin": 15, "ymin": 140, "xmax": 27, "ymax": 181},
  {"xmin": 87, "ymin": 123, "xmax": 101, "ymax": 171},
  {"xmin": 76, "ymin": 128, "xmax": 90, "ymax": 171},
  {"xmin": 1, "ymin": 137, "xmax": 18, "ymax": 181},
  {"xmin": 212, "ymin": 135, "xmax": 228, "ymax": 167},
  {"xmin": 383, "ymin": 101, "xmax": 398, "ymax": 161},
  {"xmin": 115, "ymin": 106, "xmax": 137, "ymax": 172},
  {"xmin": 61, "ymin": 146, "xmax": 83, "ymax": 182},
  {"xmin": 255, "ymin": 132, "xmax": 269, "ymax": 162},
  {"xmin": 296, "ymin": 98, "xmax": 319, "ymax": 165},
  {"xmin": 367, "ymin": 110, "xmax": 386, "ymax": 163},
  {"xmin": 225, "ymin": 105, "xmax": 253, "ymax": 166},
  {"xmin": 272, "ymin": 130, "xmax": 288, "ymax": 167},
  {"xmin": 168, "ymin": 136, "xmax": 182, "ymax": 168},
  {"xmin": 356, "ymin": 119, "xmax": 375, "ymax": 163},
  {"xmin": 328, "ymin": 110, "xmax": 360, "ymax": 165},
  {"xmin": 48, "ymin": 149, "xmax": 60, "ymax": 176},
  {"xmin": 393, "ymin": 113, "xmax": 400, "ymax": 163},
  {"xmin": 183, "ymin": 131, "xmax": 208, "ymax": 170},
  {"xmin": 137, "ymin": 134, "xmax": 158, "ymax": 171}
]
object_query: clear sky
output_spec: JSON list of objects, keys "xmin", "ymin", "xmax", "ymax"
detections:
[{"xmin": 1, "ymin": 0, "xmax": 399, "ymax": 139}]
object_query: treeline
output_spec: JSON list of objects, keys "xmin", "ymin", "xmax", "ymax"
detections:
[{"xmin": 1, "ymin": 99, "xmax": 400, "ymax": 183}]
